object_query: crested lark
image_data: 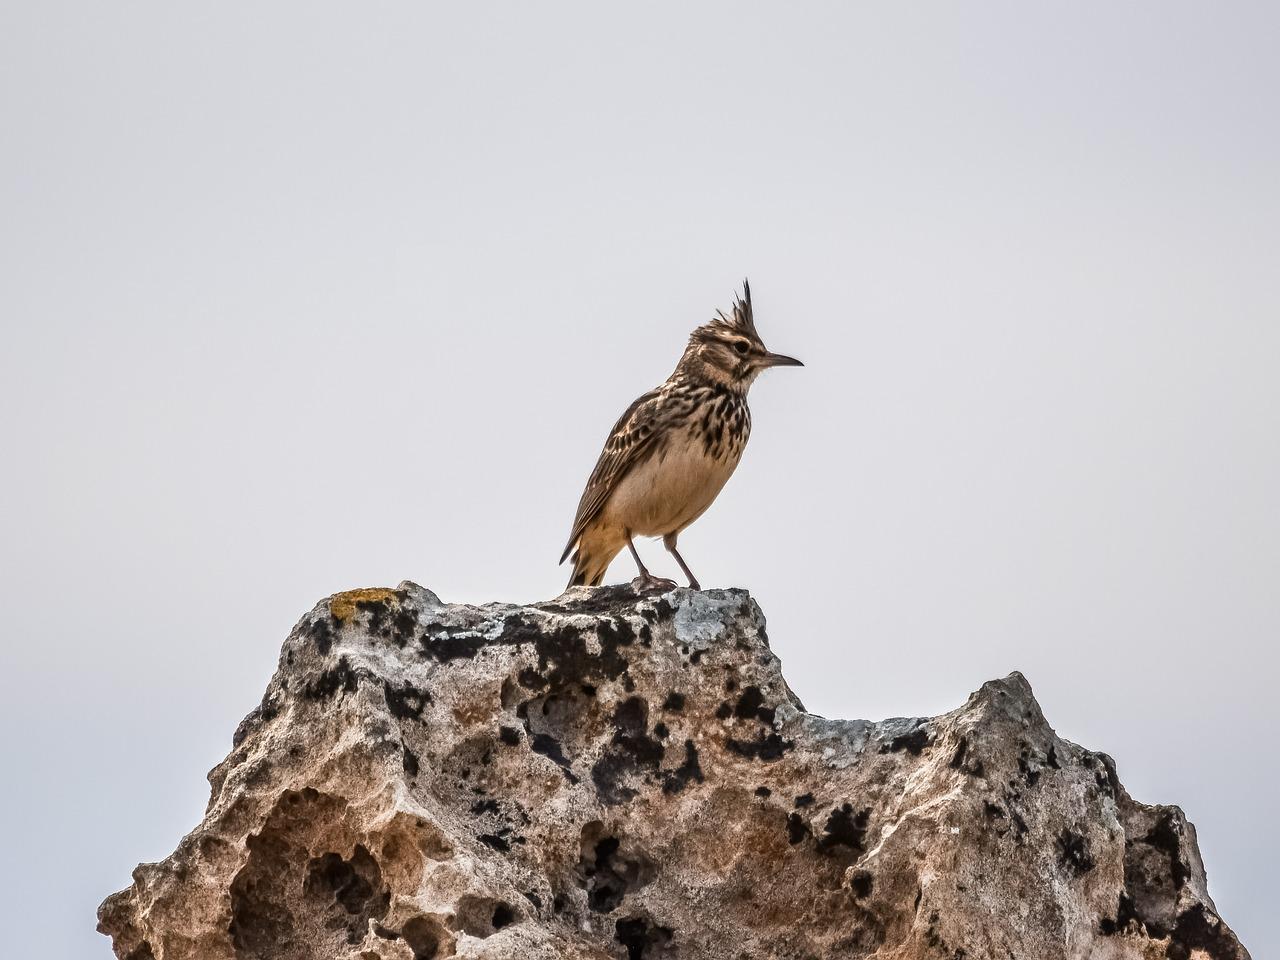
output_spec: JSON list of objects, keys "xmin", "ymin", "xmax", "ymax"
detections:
[{"xmin": 560, "ymin": 281, "xmax": 802, "ymax": 590}]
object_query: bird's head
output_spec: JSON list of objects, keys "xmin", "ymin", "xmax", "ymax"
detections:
[{"xmin": 677, "ymin": 280, "xmax": 803, "ymax": 390}]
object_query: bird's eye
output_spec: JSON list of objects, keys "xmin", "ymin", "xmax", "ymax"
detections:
[{"xmin": 733, "ymin": 341, "xmax": 749, "ymax": 355}]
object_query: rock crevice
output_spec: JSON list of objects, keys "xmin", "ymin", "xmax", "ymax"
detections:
[{"xmin": 99, "ymin": 583, "xmax": 1250, "ymax": 959}]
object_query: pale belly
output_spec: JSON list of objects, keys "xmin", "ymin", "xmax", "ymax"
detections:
[{"xmin": 601, "ymin": 429, "xmax": 743, "ymax": 538}]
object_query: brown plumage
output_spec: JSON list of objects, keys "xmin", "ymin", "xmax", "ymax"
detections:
[{"xmin": 560, "ymin": 280, "xmax": 802, "ymax": 590}]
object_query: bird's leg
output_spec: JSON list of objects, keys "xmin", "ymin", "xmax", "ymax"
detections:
[
  {"xmin": 663, "ymin": 534, "xmax": 701, "ymax": 590},
  {"xmin": 627, "ymin": 531, "xmax": 677, "ymax": 593}
]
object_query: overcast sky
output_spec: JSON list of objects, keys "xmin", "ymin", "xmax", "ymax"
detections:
[{"xmin": 2, "ymin": 3, "xmax": 1276, "ymax": 956}]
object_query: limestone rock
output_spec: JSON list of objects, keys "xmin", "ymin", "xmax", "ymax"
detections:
[{"xmin": 98, "ymin": 584, "xmax": 1250, "ymax": 960}]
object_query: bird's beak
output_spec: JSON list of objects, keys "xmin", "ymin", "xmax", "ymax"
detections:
[{"xmin": 761, "ymin": 352, "xmax": 804, "ymax": 368}]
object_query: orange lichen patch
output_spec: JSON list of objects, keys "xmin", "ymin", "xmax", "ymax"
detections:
[{"xmin": 329, "ymin": 587, "xmax": 401, "ymax": 622}]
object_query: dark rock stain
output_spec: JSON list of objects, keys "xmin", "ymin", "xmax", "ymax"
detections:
[
  {"xmin": 786, "ymin": 812, "xmax": 811, "ymax": 845},
  {"xmin": 591, "ymin": 697, "xmax": 666, "ymax": 805},
  {"xmin": 1142, "ymin": 809, "xmax": 1190, "ymax": 888},
  {"xmin": 732, "ymin": 686, "xmax": 776, "ymax": 724},
  {"xmin": 1166, "ymin": 904, "xmax": 1240, "ymax": 960},
  {"xmin": 402, "ymin": 747, "xmax": 419, "ymax": 778},
  {"xmin": 1056, "ymin": 828, "xmax": 1095, "ymax": 875},
  {"xmin": 661, "ymin": 740, "xmax": 704, "ymax": 794},
  {"xmin": 1018, "ymin": 745, "xmax": 1049, "ymax": 787},
  {"xmin": 383, "ymin": 682, "xmax": 430, "ymax": 720},
  {"xmin": 882, "ymin": 727, "xmax": 931, "ymax": 756},
  {"xmin": 1099, "ymin": 893, "xmax": 1142, "ymax": 936},
  {"xmin": 1081, "ymin": 751, "xmax": 1121, "ymax": 798},
  {"xmin": 726, "ymin": 732, "xmax": 793, "ymax": 761},
  {"xmin": 533, "ymin": 618, "xmax": 633, "ymax": 690},
  {"xmin": 354, "ymin": 595, "xmax": 417, "ymax": 647},
  {"xmin": 233, "ymin": 693, "xmax": 281, "ymax": 748},
  {"xmin": 949, "ymin": 737, "xmax": 984, "ymax": 777},
  {"xmin": 305, "ymin": 657, "xmax": 359, "ymax": 700},
  {"xmin": 816, "ymin": 804, "xmax": 870, "ymax": 855},
  {"xmin": 305, "ymin": 616, "xmax": 335, "ymax": 655}
]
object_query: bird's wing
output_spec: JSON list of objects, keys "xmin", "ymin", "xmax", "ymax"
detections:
[{"xmin": 560, "ymin": 387, "xmax": 667, "ymax": 563}]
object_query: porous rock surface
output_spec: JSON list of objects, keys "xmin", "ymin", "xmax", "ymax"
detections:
[{"xmin": 99, "ymin": 584, "xmax": 1249, "ymax": 960}]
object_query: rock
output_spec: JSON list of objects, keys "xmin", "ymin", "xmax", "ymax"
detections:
[{"xmin": 98, "ymin": 583, "xmax": 1250, "ymax": 960}]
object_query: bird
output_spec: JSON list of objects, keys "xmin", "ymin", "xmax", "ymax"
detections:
[{"xmin": 560, "ymin": 280, "xmax": 802, "ymax": 590}]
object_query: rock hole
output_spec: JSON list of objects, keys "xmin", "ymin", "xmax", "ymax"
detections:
[
  {"xmin": 452, "ymin": 895, "xmax": 511, "ymax": 939},
  {"xmin": 304, "ymin": 845, "xmax": 390, "ymax": 927},
  {"xmin": 401, "ymin": 916, "xmax": 444, "ymax": 960},
  {"xmin": 614, "ymin": 915, "xmax": 675, "ymax": 959},
  {"xmin": 228, "ymin": 793, "xmax": 390, "ymax": 960},
  {"xmin": 578, "ymin": 822, "xmax": 656, "ymax": 913},
  {"xmin": 849, "ymin": 870, "xmax": 874, "ymax": 898}
]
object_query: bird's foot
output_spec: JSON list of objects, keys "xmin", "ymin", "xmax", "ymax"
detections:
[
  {"xmin": 630, "ymin": 573, "xmax": 679, "ymax": 594},
  {"xmin": 686, "ymin": 578, "xmax": 701, "ymax": 591}
]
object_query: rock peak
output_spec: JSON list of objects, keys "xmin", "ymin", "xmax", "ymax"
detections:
[{"xmin": 99, "ymin": 583, "xmax": 1250, "ymax": 960}]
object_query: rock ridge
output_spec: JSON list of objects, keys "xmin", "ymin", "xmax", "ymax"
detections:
[{"xmin": 98, "ymin": 583, "xmax": 1250, "ymax": 959}]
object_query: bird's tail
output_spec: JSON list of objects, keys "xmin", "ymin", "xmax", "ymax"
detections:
[{"xmin": 566, "ymin": 546, "xmax": 611, "ymax": 588}]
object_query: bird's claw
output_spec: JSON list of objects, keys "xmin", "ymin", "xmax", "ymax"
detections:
[{"xmin": 630, "ymin": 574, "xmax": 679, "ymax": 594}]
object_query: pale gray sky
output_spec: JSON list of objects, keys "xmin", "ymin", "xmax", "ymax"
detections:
[{"xmin": 1, "ymin": 3, "xmax": 1276, "ymax": 956}]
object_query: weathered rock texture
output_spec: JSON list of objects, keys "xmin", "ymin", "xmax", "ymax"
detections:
[{"xmin": 99, "ymin": 584, "xmax": 1249, "ymax": 960}]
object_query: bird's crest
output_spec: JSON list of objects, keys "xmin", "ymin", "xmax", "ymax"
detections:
[{"xmin": 708, "ymin": 279, "xmax": 757, "ymax": 338}]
